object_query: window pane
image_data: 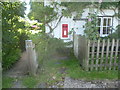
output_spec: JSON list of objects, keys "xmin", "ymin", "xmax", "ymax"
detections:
[
  {"xmin": 107, "ymin": 27, "xmax": 111, "ymax": 34},
  {"xmin": 103, "ymin": 30, "xmax": 106, "ymax": 34},
  {"xmin": 103, "ymin": 27, "xmax": 106, "ymax": 34},
  {"xmin": 103, "ymin": 18, "xmax": 107, "ymax": 26},
  {"xmin": 98, "ymin": 27, "xmax": 100, "ymax": 34},
  {"xmin": 108, "ymin": 18, "xmax": 111, "ymax": 26}
]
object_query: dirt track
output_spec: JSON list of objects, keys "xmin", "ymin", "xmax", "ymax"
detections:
[{"xmin": 4, "ymin": 51, "xmax": 28, "ymax": 77}]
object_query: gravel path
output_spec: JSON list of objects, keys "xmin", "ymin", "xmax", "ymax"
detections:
[{"xmin": 64, "ymin": 77, "xmax": 119, "ymax": 88}]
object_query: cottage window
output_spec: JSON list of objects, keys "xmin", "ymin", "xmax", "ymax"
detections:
[{"xmin": 97, "ymin": 17, "xmax": 113, "ymax": 37}]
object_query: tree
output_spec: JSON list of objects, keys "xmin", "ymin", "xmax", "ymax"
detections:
[
  {"xmin": 28, "ymin": 2, "xmax": 61, "ymax": 35},
  {"xmin": 60, "ymin": 2, "xmax": 91, "ymax": 18},
  {"xmin": 1, "ymin": 2, "xmax": 27, "ymax": 70}
]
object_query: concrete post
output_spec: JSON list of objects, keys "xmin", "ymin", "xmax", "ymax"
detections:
[{"xmin": 25, "ymin": 40, "xmax": 38, "ymax": 76}]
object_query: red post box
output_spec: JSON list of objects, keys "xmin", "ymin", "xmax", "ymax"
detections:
[{"xmin": 62, "ymin": 24, "xmax": 68, "ymax": 38}]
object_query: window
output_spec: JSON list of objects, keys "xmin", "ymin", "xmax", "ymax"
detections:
[{"xmin": 97, "ymin": 17, "xmax": 113, "ymax": 37}]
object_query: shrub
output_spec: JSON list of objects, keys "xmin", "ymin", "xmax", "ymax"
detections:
[
  {"xmin": 29, "ymin": 33, "xmax": 66, "ymax": 67},
  {"xmin": 18, "ymin": 29, "xmax": 30, "ymax": 51},
  {"xmin": 2, "ymin": 2, "xmax": 27, "ymax": 70},
  {"xmin": 84, "ymin": 13, "xmax": 100, "ymax": 40},
  {"xmin": 2, "ymin": 49, "xmax": 21, "ymax": 70}
]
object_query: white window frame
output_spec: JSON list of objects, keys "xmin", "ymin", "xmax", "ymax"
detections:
[{"xmin": 97, "ymin": 17, "xmax": 113, "ymax": 37}]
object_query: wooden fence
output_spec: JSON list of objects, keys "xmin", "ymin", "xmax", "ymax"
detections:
[{"xmin": 73, "ymin": 33, "xmax": 120, "ymax": 71}]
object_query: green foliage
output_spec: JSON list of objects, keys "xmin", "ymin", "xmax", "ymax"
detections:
[
  {"xmin": 100, "ymin": 2, "xmax": 119, "ymax": 9},
  {"xmin": 40, "ymin": 59, "xmax": 64, "ymax": 87},
  {"xmin": 84, "ymin": 13, "xmax": 100, "ymax": 40},
  {"xmin": 60, "ymin": 55, "xmax": 118, "ymax": 80},
  {"xmin": 29, "ymin": 2, "xmax": 57, "ymax": 24},
  {"xmin": 2, "ymin": 2, "xmax": 28, "ymax": 70},
  {"xmin": 29, "ymin": 33, "xmax": 65, "ymax": 67},
  {"xmin": 18, "ymin": 29, "xmax": 30, "ymax": 51},
  {"xmin": 2, "ymin": 49, "xmax": 21, "ymax": 70},
  {"xmin": 0, "ymin": 63, "xmax": 1, "ymax": 89},
  {"xmin": 60, "ymin": 2, "xmax": 90, "ymax": 18},
  {"xmin": 99, "ymin": 2, "xmax": 119, "ymax": 18},
  {"xmin": 2, "ymin": 77, "xmax": 15, "ymax": 88},
  {"xmin": 28, "ymin": 2, "xmax": 58, "ymax": 33},
  {"xmin": 22, "ymin": 76, "xmax": 39, "ymax": 88}
]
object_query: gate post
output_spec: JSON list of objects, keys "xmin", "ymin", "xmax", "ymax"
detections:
[{"xmin": 25, "ymin": 40, "xmax": 38, "ymax": 76}]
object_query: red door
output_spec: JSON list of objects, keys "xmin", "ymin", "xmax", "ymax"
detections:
[{"xmin": 62, "ymin": 24, "xmax": 68, "ymax": 38}]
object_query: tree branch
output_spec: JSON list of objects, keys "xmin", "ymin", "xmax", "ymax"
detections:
[
  {"xmin": 46, "ymin": 15, "xmax": 63, "ymax": 34},
  {"xmin": 53, "ymin": 15, "xmax": 63, "ymax": 30}
]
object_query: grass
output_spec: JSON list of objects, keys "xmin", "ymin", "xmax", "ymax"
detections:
[
  {"xmin": 14, "ymin": 52, "xmax": 118, "ymax": 88},
  {"xmin": 20, "ymin": 59, "xmax": 64, "ymax": 88},
  {"xmin": 2, "ymin": 77, "xmax": 15, "ymax": 88},
  {"xmin": 59, "ymin": 55, "xmax": 118, "ymax": 80},
  {"xmin": 21, "ymin": 76, "xmax": 39, "ymax": 88},
  {"xmin": 0, "ymin": 67, "xmax": 2, "ymax": 89},
  {"xmin": 41, "ymin": 59, "xmax": 64, "ymax": 86}
]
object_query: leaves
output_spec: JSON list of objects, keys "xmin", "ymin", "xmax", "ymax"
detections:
[
  {"xmin": 84, "ymin": 13, "xmax": 100, "ymax": 40},
  {"xmin": 28, "ymin": 2, "xmax": 57, "ymax": 24},
  {"xmin": 2, "ymin": 2, "xmax": 28, "ymax": 70},
  {"xmin": 60, "ymin": 2, "xmax": 90, "ymax": 18}
]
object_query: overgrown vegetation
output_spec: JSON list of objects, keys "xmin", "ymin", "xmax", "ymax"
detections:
[
  {"xmin": 29, "ymin": 32, "xmax": 66, "ymax": 68},
  {"xmin": 84, "ymin": 13, "xmax": 100, "ymax": 40},
  {"xmin": 20, "ymin": 52, "xmax": 118, "ymax": 88},
  {"xmin": 1, "ymin": 2, "xmax": 30, "ymax": 70},
  {"xmin": 60, "ymin": 54, "xmax": 118, "ymax": 80},
  {"xmin": 21, "ymin": 76, "xmax": 39, "ymax": 88},
  {"xmin": 2, "ymin": 77, "xmax": 15, "ymax": 88}
]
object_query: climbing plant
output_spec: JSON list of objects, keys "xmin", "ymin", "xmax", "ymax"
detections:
[{"xmin": 84, "ymin": 13, "xmax": 100, "ymax": 40}]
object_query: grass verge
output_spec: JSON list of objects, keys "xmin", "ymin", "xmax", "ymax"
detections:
[
  {"xmin": 21, "ymin": 76, "xmax": 39, "ymax": 88},
  {"xmin": 2, "ymin": 77, "xmax": 15, "ymax": 88}
]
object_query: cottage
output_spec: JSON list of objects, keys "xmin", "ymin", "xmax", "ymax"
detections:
[{"xmin": 45, "ymin": 2, "xmax": 119, "ymax": 42}]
